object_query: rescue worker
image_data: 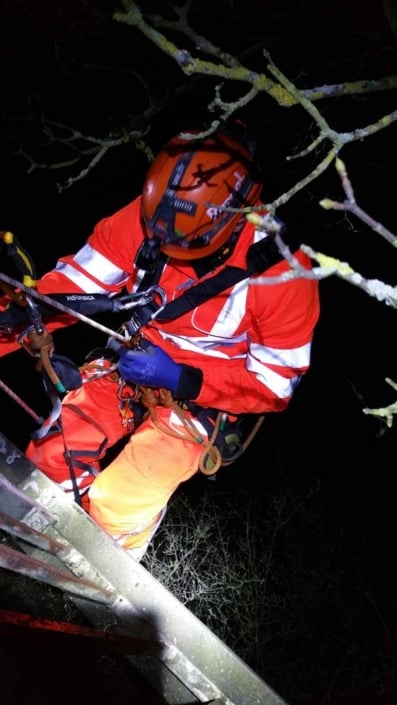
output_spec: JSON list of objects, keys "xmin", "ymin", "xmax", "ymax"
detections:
[{"xmin": 0, "ymin": 125, "xmax": 320, "ymax": 560}]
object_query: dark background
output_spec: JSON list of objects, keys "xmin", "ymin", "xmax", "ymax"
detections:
[{"xmin": 0, "ymin": 1, "xmax": 396, "ymax": 703}]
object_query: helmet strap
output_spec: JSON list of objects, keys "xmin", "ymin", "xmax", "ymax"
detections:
[{"xmin": 135, "ymin": 236, "xmax": 164, "ymax": 273}]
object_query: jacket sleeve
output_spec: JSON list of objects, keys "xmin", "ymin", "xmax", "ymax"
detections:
[
  {"xmin": 148, "ymin": 250, "xmax": 320, "ymax": 416},
  {"xmin": 202, "ymin": 253, "xmax": 319, "ymax": 414},
  {"xmin": 0, "ymin": 199, "xmax": 143, "ymax": 356},
  {"xmin": 37, "ymin": 198, "xmax": 142, "ymax": 296},
  {"xmin": 30, "ymin": 199, "xmax": 143, "ymax": 333}
]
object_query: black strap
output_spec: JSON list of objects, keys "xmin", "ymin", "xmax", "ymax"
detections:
[
  {"xmin": 156, "ymin": 230, "xmax": 301, "ymax": 323},
  {"xmin": 156, "ymin": 265, "xmax": 251, "ymax": 322},
  {"xmin": 137, "ymin": 250, "xmax": 168, "ymax": 292}
]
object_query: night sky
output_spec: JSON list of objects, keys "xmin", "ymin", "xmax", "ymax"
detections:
[{"xmin": 0, "ymin": 2, "xmax": 397, "ymax": 703}]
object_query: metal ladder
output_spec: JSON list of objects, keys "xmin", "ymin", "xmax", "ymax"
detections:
[{"xmin": 0, "ymin": 431, "xmax": 287, "ymax": 705}]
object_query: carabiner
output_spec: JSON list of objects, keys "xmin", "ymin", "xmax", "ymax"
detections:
[
  {"xmin": 25, "ymin": 295, "xmax": 44, "ymax": 335},
  {"xmin": 115, "ymin": 285, "xmax": 167, "ymax": 313}
]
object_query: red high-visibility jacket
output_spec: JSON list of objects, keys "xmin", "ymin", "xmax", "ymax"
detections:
[{"xmin": 5, "ymin": 196, "xmax": 320, "ymax": 415}]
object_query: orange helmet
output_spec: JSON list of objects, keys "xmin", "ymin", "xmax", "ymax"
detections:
[{"xmin": 141, "ymin": 127, "xmax": 262, "ymax": 260}]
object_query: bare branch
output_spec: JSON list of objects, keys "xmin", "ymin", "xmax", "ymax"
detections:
[
  {"xmin": 115, "ymin": 2, "xmax": 397, "ymax": 108},
  {"xmin": 304, "ymin": 75, "xmax": 397, "ymax": 101},
  {"xmin": 9, "ymin": 2, "xmax": 396, "ymax": 191},
  {"xmin": 300, "ymin": 245, "xmax": 397, "ymax": 307},
  {"xmin": 147, "ymin": 1, "xmax": 241, "ymax": 68},
  {"xmin": 320, "ymin": 158, "xmax": 397, "ymax": 248}
]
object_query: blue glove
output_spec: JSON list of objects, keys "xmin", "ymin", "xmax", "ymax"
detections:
[
  {"xmin": 118, "ymin": 340, "xmax": 182, "ymax": 392},
  {"xmin": 118, "ymin": 339, "xmax": 203, "ymax": 399}
]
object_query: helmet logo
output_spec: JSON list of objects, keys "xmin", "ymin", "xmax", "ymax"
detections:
[{"xmin": 206, "ymin": 170, "xmax": 245, "ymax": 221}]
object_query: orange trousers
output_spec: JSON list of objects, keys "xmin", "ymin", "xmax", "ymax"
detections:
[{"xmin": 25, "ymin": 374, "xmax": 206, "ymax": 550}]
